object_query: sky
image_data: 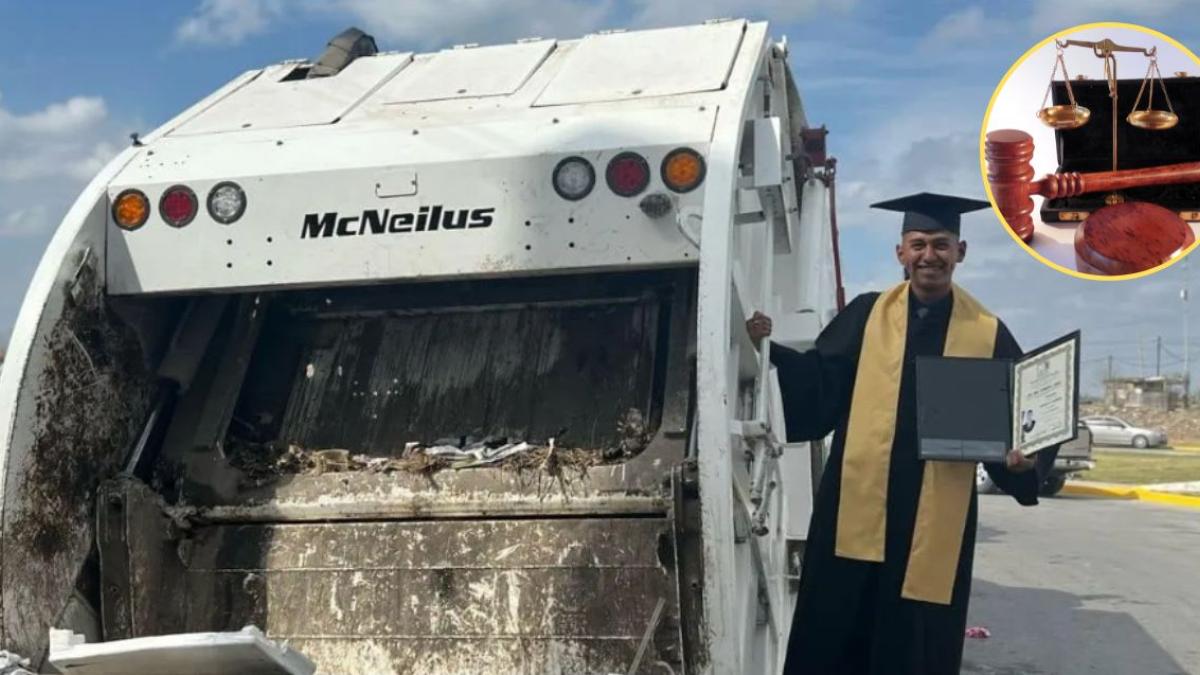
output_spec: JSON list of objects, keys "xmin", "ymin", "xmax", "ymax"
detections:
[{"xmin": 1, "ymin": 1, "xmax": 1199, "ymax": 394}]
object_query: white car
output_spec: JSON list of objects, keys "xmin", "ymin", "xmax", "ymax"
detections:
[
  {"xmin": 976, "ymin": 423, "xmax": 1094, "ymax": 497},
  {"xmin": 1081, "ymin": 415, "xmax": 1168, "ymax": 449}
]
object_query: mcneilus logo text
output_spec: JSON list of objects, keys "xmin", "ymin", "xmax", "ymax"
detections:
[{"xmin": 301, "ymin": 206, "xmax": 496, "ymax": 238}]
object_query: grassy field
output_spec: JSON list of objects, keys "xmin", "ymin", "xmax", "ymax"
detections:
[{"xmin": 1086, "ymin": 449, "xmax": 1200, "ymax": 485}]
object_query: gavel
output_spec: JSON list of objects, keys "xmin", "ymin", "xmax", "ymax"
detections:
[{"xmin": 985, "ymin": 129, "xmax": 1200, "ymax": 242}]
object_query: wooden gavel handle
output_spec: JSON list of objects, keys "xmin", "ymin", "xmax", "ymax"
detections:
[
  {"xmin": 1034, "ymin": 163, "xmax": 1200, "ymax": 199},
  {"xmin": 986, "ymin": 129, "xmax": 1200, "ymax": 243}
]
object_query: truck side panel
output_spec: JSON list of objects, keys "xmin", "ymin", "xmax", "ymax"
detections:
[{"xmin": 0, "ymin": 179, "xmax": 157, "ymax": 661}]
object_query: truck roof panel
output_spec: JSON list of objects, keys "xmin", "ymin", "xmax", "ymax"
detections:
[
  {"xmin": 170, "ymin": 52, "xmax": 413, "ymax": 136},
  {"xmin": 379, "ymin": 40, "xmax": 556, "ymax": 104},
  {"xmin": 533, "ymin": 20, "xmax": 746, "ymax": 107}
]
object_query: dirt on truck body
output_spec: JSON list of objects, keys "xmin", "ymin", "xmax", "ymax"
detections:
[{"xmin": 85, "ymin": 269, "xmax": 700, "ymax": 675}]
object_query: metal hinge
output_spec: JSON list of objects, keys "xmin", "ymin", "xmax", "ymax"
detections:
[
  {"xmin": 733, "ymin": 503, "xmax": 751, "ymax": 543},
  {"xmin": 786, "ymin": 539, "xmax": 805, "ymax": 591},
  {"xmin": 67, "ymin": 247, "xmax": 95, "ymax": 304}
]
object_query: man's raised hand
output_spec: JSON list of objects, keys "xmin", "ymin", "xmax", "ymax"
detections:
[{"xmin": 746, "ymin": 311, "xmax": 772, "ymax": 347}]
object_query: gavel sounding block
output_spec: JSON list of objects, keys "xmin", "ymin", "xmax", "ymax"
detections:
[{"xmin": 1074, "ymin": 202, "xmax": 1196, "ymax": 275}]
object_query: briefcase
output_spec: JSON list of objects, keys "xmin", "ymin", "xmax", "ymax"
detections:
[{"xmin": 1041, "ymin": 75, "xmax": 1200, "ymax": 223}]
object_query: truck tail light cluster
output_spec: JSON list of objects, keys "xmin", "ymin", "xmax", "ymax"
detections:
[
  {"xmin": 606, "ymin": 152, "xmax": 651, "ymax": 197},
  {"xmin": 551, "ymin": 148, "xmax": 705, "ymax": 202},
  {"xmin": 207, "ymin": 182, "xmax": 247, "ymax": 224},
  {"xmin": 113, "ymin": 190, "xmax": 150, "ymax": 231},
  {"xmin": 160, "ymin": 185, "xmax": 198, "ymax": 228},
  {"xmin": 112, "ymin": 182, "xmax": 246, "ymax": 230},
  {"xmin": 552, "ymin": 157, "xmax": 595, "ymax": 201},
  {"xmin": 661, "ymin": 148, "xmax": 706, "ymax": 193}
]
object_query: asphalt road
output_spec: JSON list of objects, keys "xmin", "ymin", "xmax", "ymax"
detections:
[{"xmin": 964, "ymin": 494, "xmax": 1200, "ymax": 675}]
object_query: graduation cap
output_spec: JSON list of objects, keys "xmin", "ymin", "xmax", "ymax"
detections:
[{"xmin": 870, "ymin": 192, "xmax": 991, "ymax": 236}]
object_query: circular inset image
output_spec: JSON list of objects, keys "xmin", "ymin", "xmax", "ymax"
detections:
[{"xmin": 980, "ymin": 22, "xmax": 1200, "ymax": 279}]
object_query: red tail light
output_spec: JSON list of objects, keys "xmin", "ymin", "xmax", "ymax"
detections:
[
  {"xmin": 606, "ymin": 152, "xmax": 650, "ymax": 197},
  {"xmin": 160, "ymin": 185, "xmax": 198, "ymax": 228}
]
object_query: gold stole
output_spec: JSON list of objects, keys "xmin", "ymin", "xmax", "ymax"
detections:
[{"xmin": 835, "ymin": 281, "xmax": 997, "ymax": 605}]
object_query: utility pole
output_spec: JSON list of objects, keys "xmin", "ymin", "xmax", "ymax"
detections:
[
  {"xmin": 1156, "ymin": 335, "xmax": 1162, "ymax": 376},
  {"xmin": 1184, "ymin": 258, "xmax": 1191, "ymax": 407},
  {"xmin": 1107, "ymin": 355, "xmax": 1114, "ymax": 406}
]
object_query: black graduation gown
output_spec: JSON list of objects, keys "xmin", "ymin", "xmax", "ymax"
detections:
[{"xmin": 773, "ymin": 290, "xmax": 1057, "ymax": 675}]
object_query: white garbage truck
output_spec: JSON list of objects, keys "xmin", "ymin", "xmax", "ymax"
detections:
[{"xmin": 0, "ymin": 20, "xmax": 844, "ymax": 674}]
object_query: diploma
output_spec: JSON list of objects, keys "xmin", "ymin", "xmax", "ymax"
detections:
[{"xmin": 1012, "ymin": 331, "xmax": 1080, "ymax": 456}]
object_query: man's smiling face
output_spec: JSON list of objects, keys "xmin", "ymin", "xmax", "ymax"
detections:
[{"xmin": 896, "ymin": 230, "xmax": 967, "ymax": 296}]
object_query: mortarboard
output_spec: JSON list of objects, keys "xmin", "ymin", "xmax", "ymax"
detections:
[{"xmin": 870, "ymin": 192, "xmax": 991, "ymax": 236}]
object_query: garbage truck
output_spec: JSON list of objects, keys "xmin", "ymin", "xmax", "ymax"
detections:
[{"xmin": 0, "ymin": 20, "xmax": 844, "ymax": 674}]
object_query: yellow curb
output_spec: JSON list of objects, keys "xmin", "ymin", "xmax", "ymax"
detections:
[
  {"xmin": 1170, "ymin": 444, "xmax": 1200, "ymax": 453},
  {"xmin": 1062, "ymin": 482, "xmax": 1200, "ymax": 509}
]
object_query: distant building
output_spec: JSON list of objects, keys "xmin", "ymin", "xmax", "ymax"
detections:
[{"xmin": 1103, "ymin": 375, "xmax": 1189, "ymax": 411}]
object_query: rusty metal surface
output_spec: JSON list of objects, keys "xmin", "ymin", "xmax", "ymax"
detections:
[{"xmin": 135, "ymin": 518, "xmax": 684, "ymax": 675}]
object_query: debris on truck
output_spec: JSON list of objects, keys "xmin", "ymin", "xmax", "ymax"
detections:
[{"xmin": 227, "ymin": 406, "xmax": 652, "ymax": 485}]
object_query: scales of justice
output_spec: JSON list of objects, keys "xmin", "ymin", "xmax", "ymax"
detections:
[{"xmin": 986, "ymin": 37, "xmax": 1200, "ymax": 275}]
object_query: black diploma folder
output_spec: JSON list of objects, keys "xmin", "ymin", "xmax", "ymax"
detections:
[{"xmin": 916, "ymin": 356, "xmax": 1012, "ymax": 463}]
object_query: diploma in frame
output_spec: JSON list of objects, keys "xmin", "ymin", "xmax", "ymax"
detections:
[{"xmin": 1012, "ymin": 330, "xmax": 1080, "ymax": 456}]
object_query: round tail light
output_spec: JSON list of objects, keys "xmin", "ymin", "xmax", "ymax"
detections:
[
  {"xmin": 207, "ymin": 182, "xmax": 247, "ymax": 224},
  {"xmin": 552, "ymin": 156, "xmax": 596, "ymax": 201},
  {"xmin": 112, "ymin": 189, "xmax": 150, "ymax": 231},
  {"xmin": 160, "ymin": 185, "xmax": 198, "ymax": 228},
  {"xmin": 662, "ymin": 148, "xmax": 706, "ymax": 193},
  {"xmin": 606, "ymin": 152, "xmax": 650, "ymax": 197}
]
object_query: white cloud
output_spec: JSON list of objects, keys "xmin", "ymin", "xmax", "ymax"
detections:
[
  {"xmin": 174, "ymin": 0, "xmax": 846, "ymax": 50},
  {"xmin": 0, "ymin": 206, "xmax": 50, "ymax": 238},
  {"xmin": 629, "ymin": 0, "xmax": 845, "ymax": 29},
  {"xmin": 173, "ymin": 0, "xmax": 618, "ymax": 49},
  {"xmin": 918, "ymin": 6, "xmax": 1019, "ymax": 52},
  {"xmin": 1029, "ymin": 0, "xmax": 1194, "ymax": 35},
  {"xmin": 925, "ymin": 6, "xmax": 988, "ymax": 44},
  {"xmin": 67, "ymin": 141, "xmax": 121, "ymax": 181},
  {"xmin": 0, "ymin": 93, "xmax": 114, "ymax": 182},
  {"xmin": 333, "ymin": 0, "xmax": 616, "ymax": 48},
  {"xmin": 7, "ymin": 96, "xmax": 107, "ymax": 135},
  {"xmin": 175, "ymin": 0, "xmax": 287, "ymax": 46},
  {"xmin": 0, "ymin": 90, "xmax": 124, "ymax": 240}
]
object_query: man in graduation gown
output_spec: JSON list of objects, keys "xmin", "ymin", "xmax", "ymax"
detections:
[{"xmin": 746, "ymin": 192, "xmax": 1058, "ymax": 675}]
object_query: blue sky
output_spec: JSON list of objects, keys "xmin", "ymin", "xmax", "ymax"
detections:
[{"xmin": 1, "ymin": 1, "xmax": 1199, "ymax": 393}]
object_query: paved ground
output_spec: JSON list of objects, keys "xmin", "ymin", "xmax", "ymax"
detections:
[{"xmin": 964, "ymin": 494, "xmax": 1200, "ymax": 675}]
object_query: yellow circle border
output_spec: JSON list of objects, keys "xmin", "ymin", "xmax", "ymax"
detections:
[{"xmin": 979, "ymin": 21, "xmax": 1200, "ymax": 281}]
